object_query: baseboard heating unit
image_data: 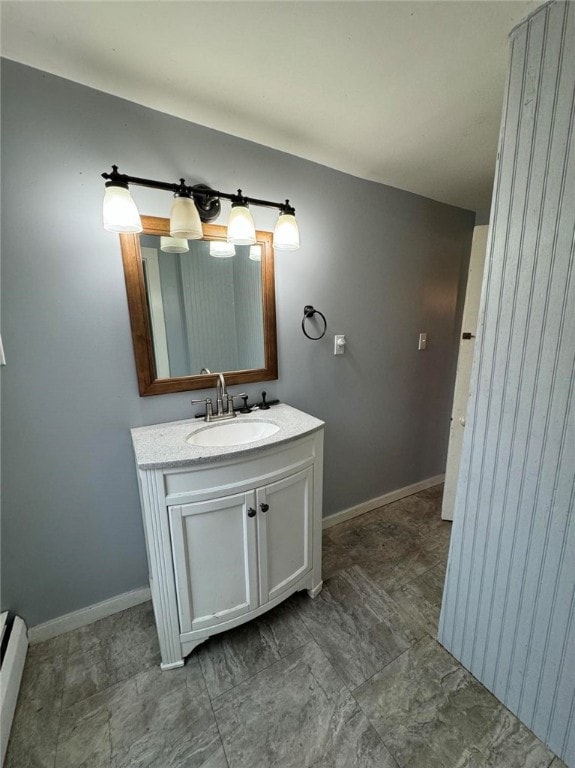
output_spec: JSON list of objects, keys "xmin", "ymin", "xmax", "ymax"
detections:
[{"xmin": 0, "ymin": 612, "xmax": 28, "ymax": 765}]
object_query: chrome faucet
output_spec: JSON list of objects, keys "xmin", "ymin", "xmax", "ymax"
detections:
[
  {"xmin": 215, "ymin": 373, "xmax": 228, "ymax": 417},
  {"xmin": 192, "ymin": 371, "xmax": 246, "ymax": 422}
]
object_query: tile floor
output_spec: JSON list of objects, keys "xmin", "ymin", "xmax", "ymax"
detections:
[{"xmin": 6, "ymin": 485, "xmax": 566, "ymax": 768}]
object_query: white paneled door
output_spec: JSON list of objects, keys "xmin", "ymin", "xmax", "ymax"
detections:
[{"xmin": 442, "ymin": 225, "xmax": 488, "ymax": 521}]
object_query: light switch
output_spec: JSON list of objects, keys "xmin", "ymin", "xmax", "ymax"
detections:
[
  {"xmin": 334, "ymin": 335, "xmax": 346, "ymax": 355},
  {"xmin": 418, "ymin": 333, "xmax": 427, "ymax": 351}
]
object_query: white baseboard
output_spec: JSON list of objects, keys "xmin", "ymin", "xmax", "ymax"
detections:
[
  {"xmin": 322, "ymin": 474, "xmax": 445, "ymax": 530},
  {"xmin": 1, "ymin": 615, "xmax": 28, "ymax": 766},
  {"xmin": 28, "ymin": 586, "xmax": 151, "ymax": 645}
]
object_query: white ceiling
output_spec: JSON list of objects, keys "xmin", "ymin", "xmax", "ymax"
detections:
[{"xmin": 1, "ymin": 0, "xmax": 540, "ymax": 212}]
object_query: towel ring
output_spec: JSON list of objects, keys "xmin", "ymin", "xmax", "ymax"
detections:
[{"xmin": 302, "ymin": 305, "xmax": 327, "ymax": 340}]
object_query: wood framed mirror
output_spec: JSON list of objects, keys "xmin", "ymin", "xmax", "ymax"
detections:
[{"xmin": 119, "ymin": 216, "xmax": 278, "ymax": 395}]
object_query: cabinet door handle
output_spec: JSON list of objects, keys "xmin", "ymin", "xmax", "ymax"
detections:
[
  {"xmin": 260, "ymin": 503, "xmax": 269, "ymax": 513},
  {"xmin": 247, "ymin": 507, "xmax": 257, "ymax": 518}
]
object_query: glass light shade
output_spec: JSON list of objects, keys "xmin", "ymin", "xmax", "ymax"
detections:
[
  {"xmin": 227, "ymin": 205, "xmax": 256, "ymax": 245},
  {"xmin": 102, "ymin": 185, "xmax": 142, "ymax": 233},
  {"xmin": 249, "ymin": 245, "xmax": 262, "ymax": 262},
  {"xmin": 273, "ymin": 213, "xmax": 300, "ymax": 251},
  {"xmin": 170, "ymin": 196, "xmax": 203, "ymax": 239},
  {"xmin": 210, "ymin": 241, "xmax": 236, "ymax": 258},
  {"xmin": 160, "ymin": 236, "xmax": 189, "ymax": 254}
]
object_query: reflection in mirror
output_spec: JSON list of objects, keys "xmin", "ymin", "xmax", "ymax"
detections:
[
  {"xmin": 141, "ymin": 236, "xmax": 264, "ymax": 377},
  {"xmin": 119, "ymin": 218, "xmax": 277, "ymax": 396}
]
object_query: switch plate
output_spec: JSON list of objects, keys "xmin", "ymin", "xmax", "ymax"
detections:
[
  {"xmin": 418, "ymin": 333, "xmax": 427, "ymax": 350},
  {"xmin": 334, "ymin": 335, "xmax": 346, "ymax": 355}
]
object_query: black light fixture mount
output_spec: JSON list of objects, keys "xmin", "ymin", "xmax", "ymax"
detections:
[
  {"xmin": 101, "ymin": 166, "xmax": 295, "ymax": 222},
  {"xmin": 101, "ymin": 165, "xmax": 300, "ymax": 250}
]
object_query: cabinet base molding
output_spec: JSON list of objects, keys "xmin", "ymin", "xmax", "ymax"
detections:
[
  {"xmin": 322, "ymin": 475, "xmax": 445, "ymax": 530},
  {"xmin": 160, "ymin": 659, "xmax": 185, "ymax": 671},
  {"xmin": 307, "ymin": 581, "xmax": 323, "ymax": 598}
]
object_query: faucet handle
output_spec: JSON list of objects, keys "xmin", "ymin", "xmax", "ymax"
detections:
[
  {"xmin": 191, "ymin": 397, "xmax": 213, "ymax": 421},
  {"xmin": 226, "ymin": 392, "xmax": 247, "ymax": 415}
]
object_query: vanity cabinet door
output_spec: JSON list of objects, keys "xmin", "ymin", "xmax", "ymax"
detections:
[
  {"xmin": 256, "ymin": 467, "xmax": 313, "ymax": 604},
  {"xmin": 169, "ymin": 492, "xmax": 258, "ymax": 634}
]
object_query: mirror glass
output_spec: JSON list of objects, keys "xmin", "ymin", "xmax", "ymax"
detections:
[
  {"xmin": 119, "ymin": 217, "xmax": 277, "ymax": 395},
  {"xmin": 140, "ymin": 235, "xmax": 265, "ymax": 377}
]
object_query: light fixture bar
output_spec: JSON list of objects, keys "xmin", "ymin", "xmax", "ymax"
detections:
[{"xmin": 101, "ymin": 166, "xmax": 296, "ymax": 222}]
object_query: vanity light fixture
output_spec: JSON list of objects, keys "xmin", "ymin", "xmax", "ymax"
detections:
[
  {"xmin": 273, "ymin": 210, "xmax": 300, "ymax": 251},
  {"xmin": 227, "ymin": 192, "xmax": 256, "ymax": 245},
  {"xmin": 170, "ymin": 189, "xmax": 203, "ymax": 240},
  {"xmin": 102, "ymin": 179, "xmax": 142, "ymax": 233},
  {"xmin": 101, "ymin": 165, "xmax": 299, "ymax": 250}
]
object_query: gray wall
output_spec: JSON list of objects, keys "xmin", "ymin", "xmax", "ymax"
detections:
[
  {"xmin": 1, "ymin": 60, "xmax": 474, "ymax": 627},
  {"xmin": 439, "ymin": 2, "xmax": 575, "ymax": 764}
]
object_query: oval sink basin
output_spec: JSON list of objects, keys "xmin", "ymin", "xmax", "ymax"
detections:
[{"xmin": 186, "ymin": 420, "xmax": 280, "ymax": 448}]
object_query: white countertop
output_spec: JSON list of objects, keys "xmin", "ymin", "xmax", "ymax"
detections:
[{"xmin": 131, "ymin": 404, "xmax": 324, "ymax": 470}]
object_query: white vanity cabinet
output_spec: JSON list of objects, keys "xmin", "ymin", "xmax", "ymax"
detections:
[
  {"xmin": 169, "ymin": 466, "xmax": 312, "ymax": 635},
  {"xmin": 131, "ymin": 406, "xmax": 324, "ymax": 670}
]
